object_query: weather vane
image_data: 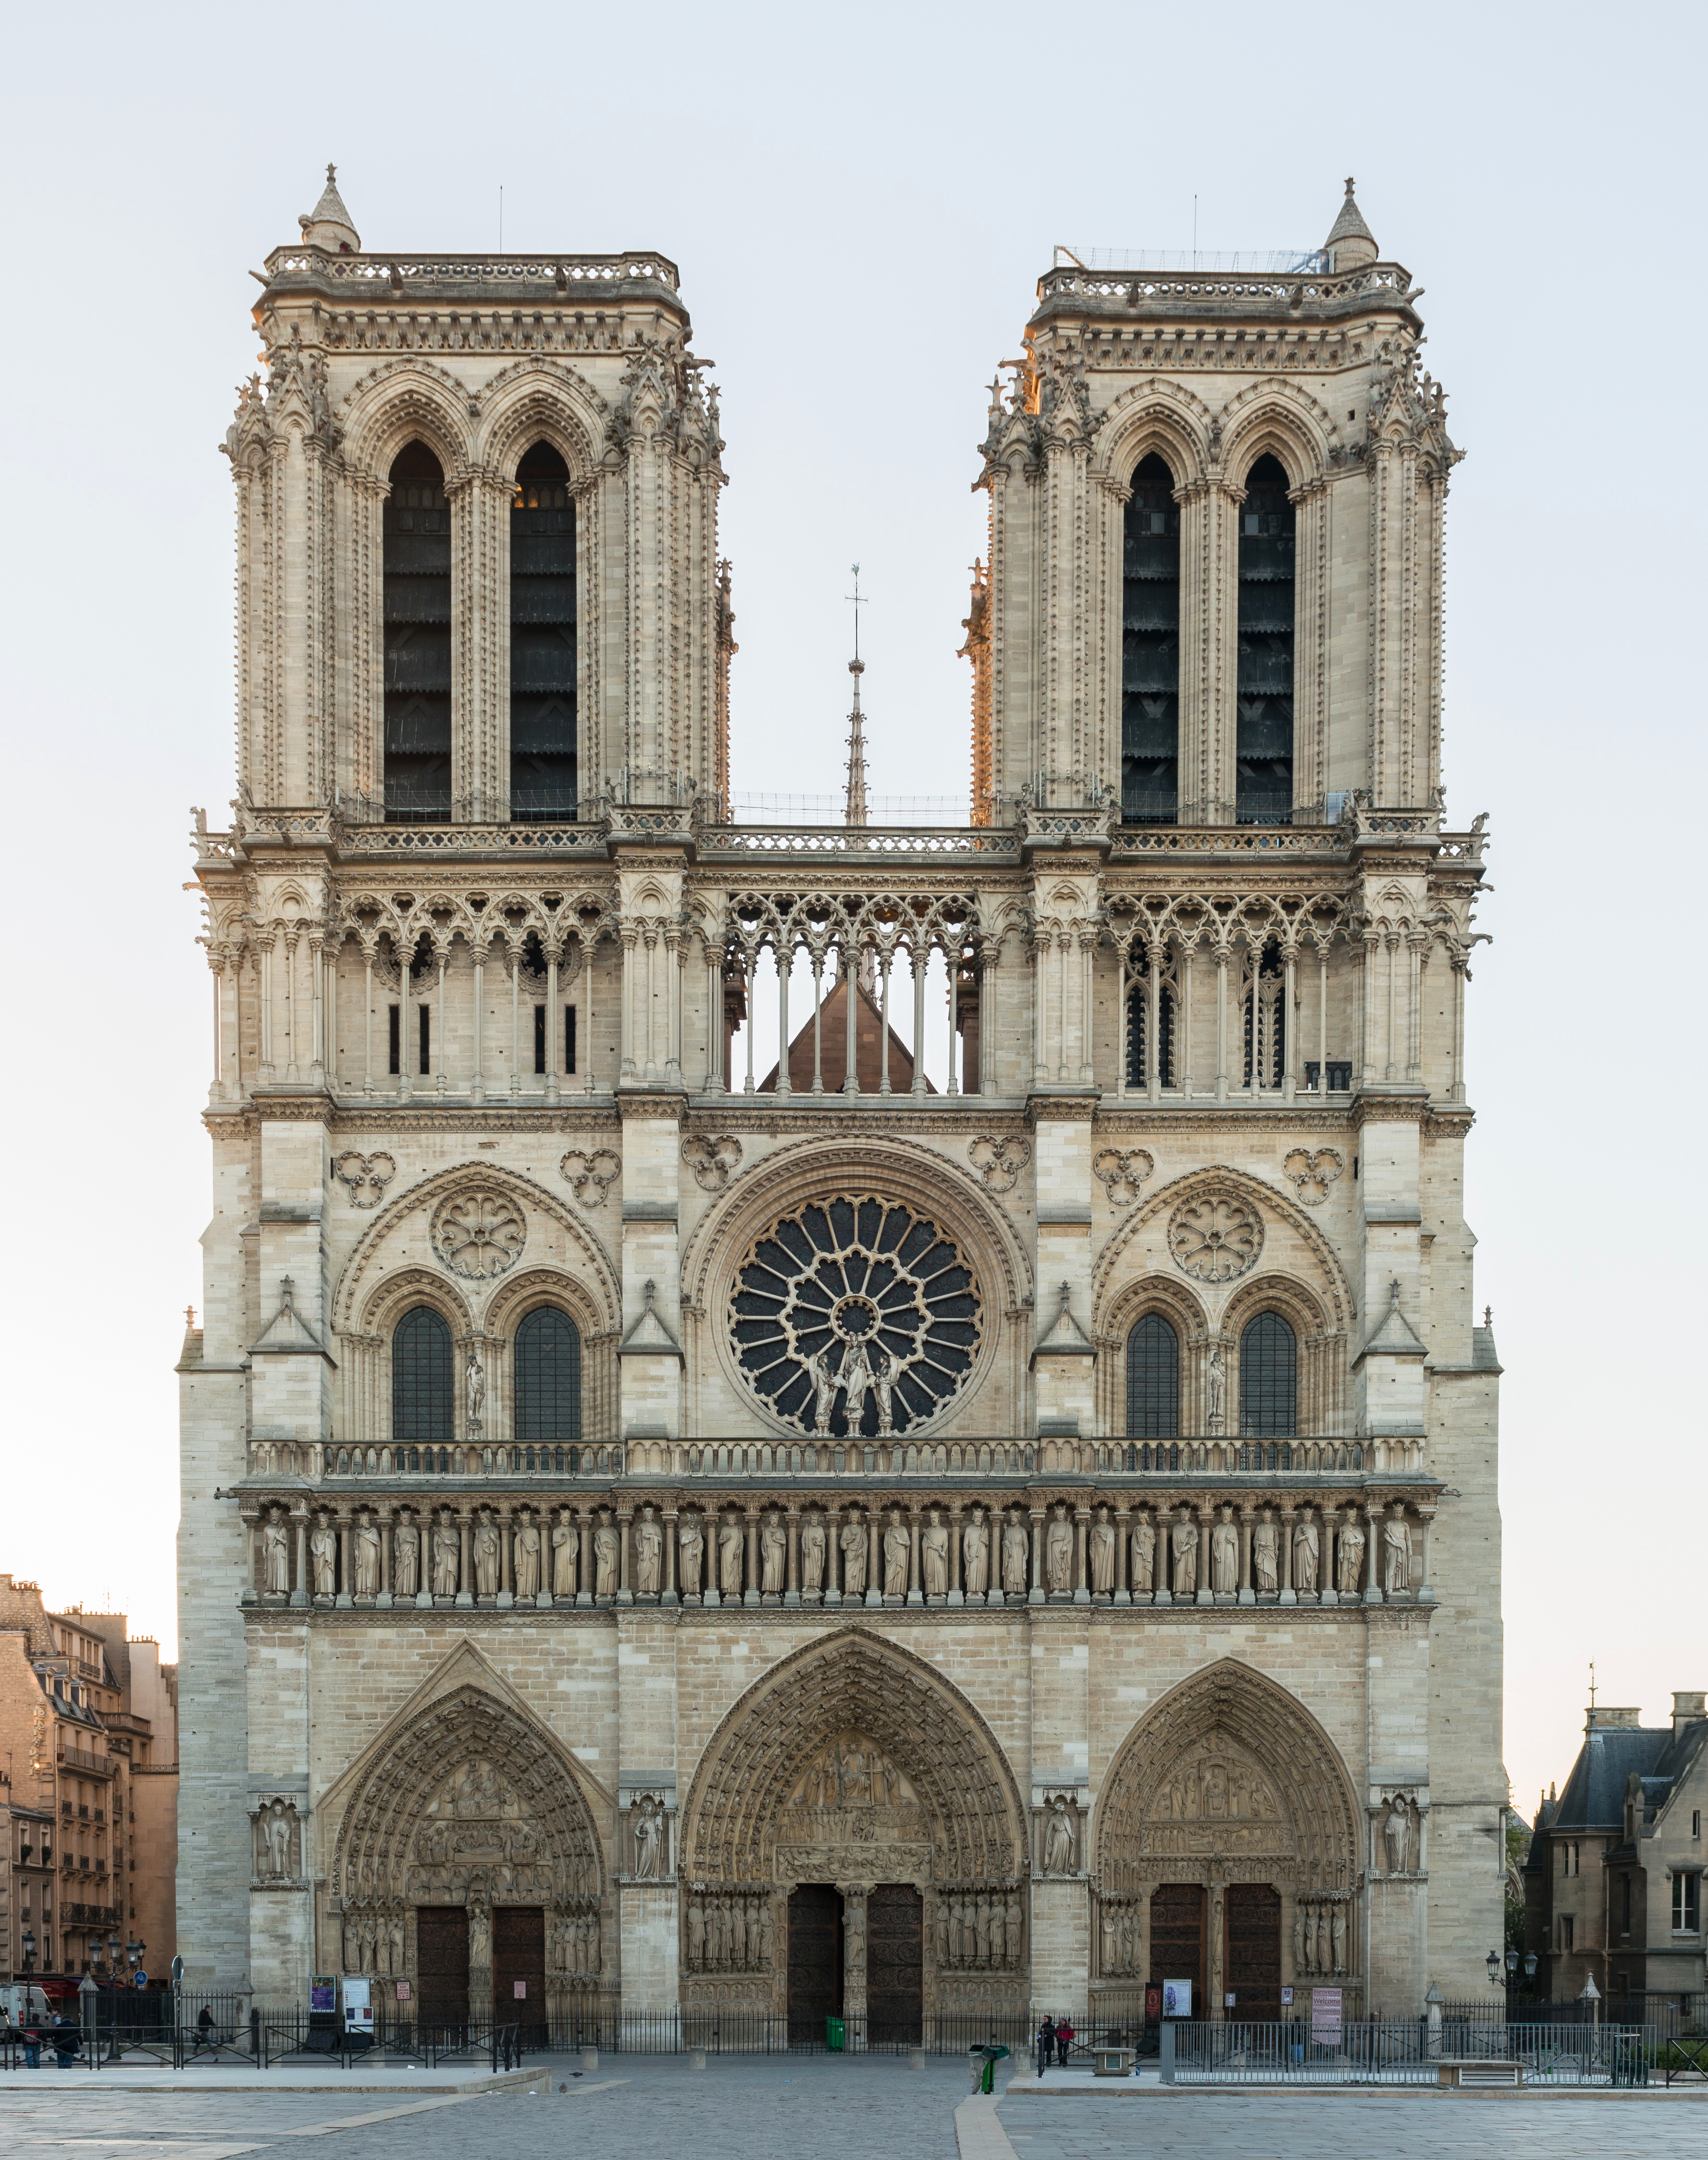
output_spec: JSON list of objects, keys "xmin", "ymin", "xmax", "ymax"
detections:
[{"xmin": 846, "ymin": 563, "xmax": 867, "ymax": 662}]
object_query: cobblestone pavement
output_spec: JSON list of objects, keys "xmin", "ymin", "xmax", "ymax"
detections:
[{"xmin": 2, "ymin": 2058, "xmax": 1702, "ymax": 2160}]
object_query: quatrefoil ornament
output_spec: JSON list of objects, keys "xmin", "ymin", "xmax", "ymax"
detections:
[
  {"xmin": 968, "ymin": 1135, "xmax": 1032, "ymax": 1195},
  {"xmin": 561, "ymin": 1147, "xmax": 622, "ymax": 1207},
  {"xmin": 682, "ymin": 1135, "xmax": 744, "ymax": 1194},
  {"xmin": 332, "ymin": 1151, "xmax": 397, "ymax": 1208},
  {"xmin": 1282, "ymin": 1147, "xmax": 1344, "ymax": 1207},
  {"xmin": 1092, "ymin": 1147, "xmax": 1155, "ymax": 1207}
]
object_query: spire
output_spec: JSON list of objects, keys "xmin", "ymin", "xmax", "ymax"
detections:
[
  {"xmin": 299, "ymin": 163, "xmax": 360, "ymax": 254},
  {"xmin": 1323, "ymin": 176, "xmax": 1377, "ymax": 270},
  {"xmin": 844, "ymin": 563, "xmax": 869, "ymax": 828}
]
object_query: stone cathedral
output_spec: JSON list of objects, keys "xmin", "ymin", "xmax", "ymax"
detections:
[{"xmin": 177, "ymin": 171, "xmax": 1504, "ymax": 2033}]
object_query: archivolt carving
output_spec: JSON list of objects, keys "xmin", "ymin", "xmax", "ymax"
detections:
[
  {"xmin": 1090, "ymin": 378, "xmax": 1215, "ymax": 490},
  {"xmin": 680, "ymin": 1630, "xmax": 1026, "ymax": 1891},
  {"xmin": 337, "ymin": 359, "xmax": 476, "ymax": 483},
  {"xmin": 1217, "ymin": 378, "xmax": 1344, "ymax": 488},
  {"xmin": 476, "ymin": 358, "xmax": 608, "ymax": 480},
  {"xmin": 1096, "ymin": 1660, "xmax": 1360, "ymax": 1898}
]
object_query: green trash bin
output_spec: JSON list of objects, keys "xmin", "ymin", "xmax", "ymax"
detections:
[{"xmin": 826, "ymin": 2016, "xmax": 845, "ymax": 2052}]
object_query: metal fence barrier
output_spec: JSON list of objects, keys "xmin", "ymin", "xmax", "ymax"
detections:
[{"xmin": 1158, "ymin": 2019, "xmax": 1654, "ymax": 2087}]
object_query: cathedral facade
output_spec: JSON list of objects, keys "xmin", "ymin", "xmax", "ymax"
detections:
[{"xmin": 177, "ymin": 172, "xmax": 1503, "ymax": 2031}]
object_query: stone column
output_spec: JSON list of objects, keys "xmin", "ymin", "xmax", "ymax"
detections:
[
  {"xmin": 947, "ymin": 1501, "xmax": 963, "ymax": 1607},
  {"xmin": 1415, "ymin": 1506, "xmax": 1437, "ymax": 1605},
  {"xmin": 663, "ymin": 1503, "xmax": 679, "ymax": 1606},
  {"xmin": 1072, "ymin": 1505, "xmax": 1090, "ymax": 1606},
  {"xmin": 576, "ymin": 1509, "xmax": 593, "ymax": 1608},
  {"xmin": 825, "ymin": 1505, "xmax": 843, "ymax": 1605},
  {"xmin": 1320, "ymin": 1505, "xmax": 1339, "ymax": 1607},
  {"xmin": 617, "ymin": 1505, "xmax": 635, "ymax": 1606},
  {"xmin": 865, "ymin": 1513, "xmax": 882, "ymax": 1608},
  {"xmin": 744, "ymin": 1508, "xmax": 761, "ymax": 1608},
  {"xmin": 289, "ymin": 1507, "xmax": 308, "ymax": 1607},
  {"xmin": 1363, "ymin": 1504, "xmax": 1383, "ymax": 1606},
  {"xmin": 1238, "ymin": 1505, "xmax": 1256, "ymax": 1607},
  {"xmin": 1196, "ymin": 1503, "xmax": 1215, "ymax": 1607},
  {"xmin": 907, "ymin": 1505, "xmax": 923, "ymax": 1607},
  {"xmin": 335, "ymin": 1513, "xmax": 353, "ymax": 1608},
  {"xmin": 377, "ymin": 1503, "xmax": 392, "ymax": 1608},
  {"xmin": 1113, "ymin": 1502, "xmax": 1131, "ymax": 1606},
  {"xmin": 456, "ymin": 1512, "xmax": 473, "ymax": 1607},
  {"xmin": 843, "ymin": 1885, "xmax": 868, "ymax": 2022},
  {"xmin": 785, "ymin": 1507, "xmax": 801, "ymax": 1608},
  {"xmin": 497, "ymin": 1504, "xmax": 513, "ymax": 1608},
  {"xmin": 1279, "ymin": 1503, "xmax": 1296, "ymax": 1604},
  {"xmin": 1028, "ymin": 1503, "xmax": 1045, "ymax": 1605}
]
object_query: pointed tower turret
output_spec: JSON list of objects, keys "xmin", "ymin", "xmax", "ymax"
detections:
[
  {"xmin": 1323, "ymin": 176, "xmax": 1378, "ymax": 270},
  {"xmin": 844, "ymin": 656, "xmax": 870, "ymax": 828},
  {"xmin": 299, "ymin": 164, "xmax": 360, "ymax": 254}
]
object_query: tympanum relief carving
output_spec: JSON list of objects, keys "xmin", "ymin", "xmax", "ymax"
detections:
[{"xmin": 776, "ymin": 1733, "xmax": 928, "ymax": 1852}]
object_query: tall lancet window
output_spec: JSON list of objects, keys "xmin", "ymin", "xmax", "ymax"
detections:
[
  {"xmin": 1122, "ymin": 454, "xmax": 1180, "ymax": 823},
  {"xmin": 382, "ymin": 442, "xmax": 453, "ymax": 822},
  {"xmin": 1235, "ymin": 454, "xmax": 1295, "ymax": 824},
  {"xmin": 510, "ymin": 442, "xmax": 578, "ymax": 822}
]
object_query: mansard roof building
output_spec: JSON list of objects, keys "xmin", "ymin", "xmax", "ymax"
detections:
[{"xmin": 177, "ymin": 173, "xmax": 1503, "ymax": 2032}]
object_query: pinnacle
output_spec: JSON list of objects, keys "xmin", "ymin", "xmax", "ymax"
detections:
[
  {"xmin": 300, "ymin": 163, "xmax": 361, "ymax": 253},
  {"xmin": 1323, "ymin": 176, "xmax": 1377, "ymax": 254}
]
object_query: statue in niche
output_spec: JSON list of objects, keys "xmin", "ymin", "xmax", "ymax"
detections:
[
  {"xmin": 1131, "ymin": 1515, "xmax": 1155, "ymax": 1593},
  {"xmin": 1211, "ymin": 1510, "xmax": 1239, "ymax": 1594},
  {"xmin": 1292, "ymin": 1511, "xmax": 1319, "ymax": 1593},
  {"xmin": 1101, "ymin": 1903, "xmax": 1120, "ymax": 1972},
  {"xmin": 389, "ymin": 1911, "xmax": 404, "ymax": 1972},
  {"xmin": 1042, "ymin": 1795, "xmax": 1077, "ymax": 1875},
  {"xmin": 594, "ymin": 1519, "xmax": 620, "ymax": 1597},
  {"xmin": 430, "ymin": 1510, "xmax": 459, "ymax": 1597},
  {"xmin": 718, "ymin": 1515, "xmax": 745, "ymax": 1595},
  {"xmin": 390, "ymin": 1511, "xmax": 418, "ymax": 1599},
  {"xmin": 514, "ymin": 1512, "xmax": 541, "ymax": 1598},
  {"xmin": 310, "ymin": 1511, "xmax": 337, "ymax": 1597},
  {"xmin": 1383, "ymin": 1512, "xmax": 1412, "ymax": 1594},
  {"xmin": 1171, "ymin": 1513, "xmax": 1199, "ymax": 1597},
  {"xmin": 1291, "ymin": 1906, "xmax": 1305, "ymax": 1973},
  {"xmin": 343, "ymin": 1912, "xmax": 361, "ymax": 1972},
  {"xmin": 255, "ymin": 1797, "xmax": 296, "ymax": 1879},
  {"xmin": 1205, "ymin": 1343, "xmax": 1227, "ymax": 1433},
  {"xmin": 870, "ymin": 1344, "xmax": 897, "ymax": 1435},
  {"xmin": 883, "ymin": 1512, "xmax": 909, "ymax": 1596},
  {"xmin": 809, "ymin": 1348, "xmax": 839, "ymax": 1435},
  {"xmin": 1253, "ymin": 1512, "xmax": 1279, "ymax": 1594},
  {"xmin": 1089, "ymin": 1507, "xmax": 1115, "ymax": 1594},
  {"xmin": 841, "ymin": 1340, "xmax": 876, "ymax": 1433},
  {"xmin": 845, "ymin": 1898, "xmax": 865, "ymax": 1973},
  {"xmin": 465, "ymin": 1348, "xmax": 485, "ymax": 1435},
  {"xmin": 468, "ymin": 1899, "xmax": 491, "ymax": 1967},
  {"xmin": 473, "ymin": 1512, "xmax": 500, "ymax": 1597},
  {"xmin": 261, "ymin": 1506, "xmax": 291, "ymax": 1595},
  {"xmin": 552, "ymin": 1510, "xmax": 579, "ymax": 1597},
  {"xmin": 633, "ymin": 1794, "xmax": 665, "ymax": 1879},
  {"xmin": 1337, "ymin": 1520, "xmax": 1366, "ymax": 1596},
  {"xmin": 760, "ymin": 1514, "xmax": 786, "ymax": 1594},
  {"xmin": 921, "ymin": 1512, "xmax": 948, "ymax": 1597},
  {"xmin": 688, "ymin": 1898, "xmax": 706, "ymax": 1966},
  {"xmin": 677, "ymin": 1513, "xmax": 702, "ymax": 1596},
  {"xmin": 962, "ymin": 1509, "xmax": 989, "ymax": 1597},
  {"xmin": 840, "ymin": 1515, "xmax": 868, "ymax": 1597},
  {"xmin": 759, "ymin": 1901, "xmax": 774, "ymax": 1967},
  {"xmin": 353, "ymin": 1512, "xmax": 381, "ymax": 1598},
  {"xmin": 800, "ymin": 1516, "xmax": 826, "ymax": 1593},
  {"xmin": 1383, "ymin": 1794, "xmax": 1413, "ymax": 1875},
  {"xmin": 730, "ymin": 1897, "xmax": 747, "ymax": 1965},
  {"xmin": 1001, "ymin": 1515, "xmax": 1029, "ymax": 1596},
  {"xmin": 1045, "ymin": 1507, "xmax": 1073, "ymax": 1593},
  {"xmin": 635, "ymin": 1509, "xmax": 664, "ymax": 1595},
  {"xmin": 1331, "ymin": 1903, "xmax": 1346, "ymax": 1971},
  {"xmin": 935, "ymin": 1901, "xmax": 950, "ymax": 1968},
  {"xmin": 1007, "ymin": 1891, "xmax": 1022, "ymax": 1957}
]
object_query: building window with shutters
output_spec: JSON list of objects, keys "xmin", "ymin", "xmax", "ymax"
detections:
[
  {"xmin": 1674, "ymin": 1872, "xmax": 1701, "ymax": 1934},
  {"xmin": 511, "ymin": 443, "xmax": 577, "ymax": 822},
  {"xmin": 382, "ymin": 443, "xmax": 453, "ymax": 823},
  {"xmin": 1122, "ymin": 454, "xmax": 1180, "ymax": 824},
  {"xmin": 1235, "ymin": 454, "xmax": 1294, "ymax": 825}
]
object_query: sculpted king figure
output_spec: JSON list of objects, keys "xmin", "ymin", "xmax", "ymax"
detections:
[
  {"xmin": 393, "ymin": 1513, "xmax": 420, "ymax": 1599},
  {"xmin": 552, "ymin": 1511, "xmax": 579, "ymax": 1597},
  {"xmin": 840, "ymin": 1516, "xmax": 868, "ymax": 1598},
  {"xmin": 1001, "ymin": 1515, "xmax": 1029, "ymax": 1596},
  {"xmin": 800, "ymin": 1515, "xmax": 826, "ymax": 1593},
  {"xmin": 677, "ymin": 1513, "xmax": 703, "ymax": 1596},
  {"xmin": 962, "ymin": 1509, "xmax": 989, "ymax": 1597},
  {"xmin": 514, "ymin": 1512, "xmax": 541, "ymax": 1598},
  {"xmin": 921, "ymin": 1513, "xmax": 948, "ymax": 1597},
  {"xmin": 635, "ymin": 1509, "xmax": 664, "ymax": 1595}
]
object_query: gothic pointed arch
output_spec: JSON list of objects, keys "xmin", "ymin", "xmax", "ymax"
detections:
[
  {"xmin": 339, "ymin": 360, "xmax": 476, "ymax": 488},
  {"xmin": 1091, "ymin": 378, "xmax": 1214, "ymax": 491},
  {"xmin": 679, "ymin": 1627, "xmax": 1026, "ymax": 1888},
  {"xmin": 1095, "ymin": 1658, "xmax": 1360, "ymax": 1898}
]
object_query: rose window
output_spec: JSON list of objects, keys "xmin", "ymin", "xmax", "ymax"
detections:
[
  {"xmin": 432, "ymin": 1188, "xmax": 527, "ymax": 1280},
  {"xmin": 1168, "ymin": 1191, "xmax": 1264, "ymax": 1282},
  {"xmin": 729, "ymin": 1196, "xmax": 982, "ymax": 1436}
]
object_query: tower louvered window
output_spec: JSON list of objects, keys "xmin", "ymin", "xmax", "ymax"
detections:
[
  {"xmin": 1235, "ymin": 454, "xmax": 1294, "ymax": 824},
  {"xmin": 382, "ymin": 443, "xmax": 453, "ymax": 822},
  {"xmin": 511, "ymin": 442, "xmax": 578, "ymax": 822},
  {"xmin": 392, "ymin": 1305, "xmax": 453, "ymax": 1444},
  {"xmin": 514, "ymin": 1306, "xmax": 582, "ymax": 1443},
  {"xmin": 1239, "ymin": 1311, "xmax": 1296, "ymax": 1436},
  {"xmin": 1126, "ymin": 1313, "xmax": 1180, "ymax": 1437},
  {"xmin": 1122, "ymin": 454, "xmax": 1180, "ymax": 823}
]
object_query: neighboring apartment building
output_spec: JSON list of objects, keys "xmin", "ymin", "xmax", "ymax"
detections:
[
  {"xmin": 1524, "ymin": 1694, "xmax": 1708, "ymax": 2010},
  {"xmin": 0, "ymin": 1575, "xmax": 178, "ymax": 1982}
]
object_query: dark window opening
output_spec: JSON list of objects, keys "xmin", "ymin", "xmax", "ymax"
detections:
[
  {"xmin": 1125, "ymin": 1313, "xmax": 1180, "ymax": 1437},
  {"xmin": 388, "ymin": 1004, "xmax": 401, "ymax": 1075},
  {"xmin": 1127, "ymin": 974, "xmax": 1175, "ymax": 1088},
  {"xmin": 1243, "ymin": 937, "xmax": 1286, "ymax": 1089},
  {"xmin": 1239, "ymin": 1311, "xmax": 1297, "ymax": 1436},
  {"xmin": 565, "ymin": 1005, "xmax": 577, "ymax": 1075},
  {"xmin": 418, "ymin": 1004, "xmax": 431, "ymax": 1076},
  {"xmin": 534, "ymin": 1004, "xmax": 547, "ymax": 1075},
  {"xmin": 1236, "ymin": 453, "xmax": 1294, "ymax": 825},
  {"xmin": 1303, "ymin": 1060, "xmax": 1353, "ymax": 1093},
  {"xmin": 392, "ymin": 1305, "xmax": 453, "ymax": 1445},
  {"xmin": 1122, "ymin": 453, "xmax": 1179, "ymax": 824},
  {"xmin": 511, "ymin": 442, "xmax": 577, "ymax": 823},
  {"xmin": 514, "ymin": 1306, "xmax": 583, "ymax": 1444},
  {"xmin": 1622, "ymin": 1876, "xmax": 1632, "ymax": 1935},
  {"xmin": 383, "ymin": 442, "xmax": 452, "ymax": 824}
]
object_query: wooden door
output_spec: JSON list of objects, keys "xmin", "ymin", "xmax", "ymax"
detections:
[
  {"xmin": 1148, "ymin": 1883, "xmax": 1204, "ymax": 2014},
  {"xmin": 787, "ymin": 1884, "xmax": 843, "ymax": 2045},
  {"xmin": 867, "ymin": 1882, "xmax": 923, "ymax": 2045},
  {"xmin": 414, "ymin": 1905, "xmax": 469, "ymax": 2033},
  {"xmin": 492, "ymin": 1906, "xmax": 548, "ymax": 2044},
  {"xmin": 1224, "ymin": 1883, "xmax": 1281, "ymax": 2022}
]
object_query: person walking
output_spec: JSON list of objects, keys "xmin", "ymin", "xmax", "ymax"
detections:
[
  {"xmin": 194, "ymin": 2003, "xmax": 216, "ymax": 2055},
  {"xmin": 1036, "ymin": 2016, "xmax": 1056, "ymax": 2077},
  {"xmin": 1054, "ymin": 2015, "xmax": 1075, "ymax": 2067},
  {"xmin": 51, "ymin": 2008, "xmax": 78, "ymax": 2067}
]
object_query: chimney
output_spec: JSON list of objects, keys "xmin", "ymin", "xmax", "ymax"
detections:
[
  {"xmin": 1673, "ymin": 1691, "xmax": 1706, "ymax": 1735},
  {"xmin": 1586, "ymin": 1706, "xmax": 1642, "ymax": 1731}
]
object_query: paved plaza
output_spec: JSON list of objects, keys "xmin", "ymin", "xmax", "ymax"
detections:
[{"xmin": 0, "ymin": 2057, "xmax": 1703, "ymax": 2160}]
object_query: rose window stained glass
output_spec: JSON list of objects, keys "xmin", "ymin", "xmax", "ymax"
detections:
[{"xmin": 729, "ymin": 1196, "xmax": 982, "ymax": 1436}]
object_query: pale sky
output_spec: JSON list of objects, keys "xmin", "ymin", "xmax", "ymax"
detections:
[{"xmin": 2, "ymin": 1, "xmax": 1702, "ymax": 1824}]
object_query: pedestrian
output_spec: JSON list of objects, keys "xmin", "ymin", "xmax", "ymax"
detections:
[
  {"xmin": 22, "ymin": 2014, "xmax": 42, "ymax": 2069},
  {"xmin": 51, "ymin": 2008, "xmax": 77, "ymax": 2067},
  {"xmin": 1055, "ymin": 2015, "xmax": 1075, "ymax": 2067},
  {"xmin": 1036, "ymin": 2016, "xmax": 1056, "ymax": 2077},
  {"xmin": 195, "ymin": 2003, "xmax": 215, "ymax": 2054}
]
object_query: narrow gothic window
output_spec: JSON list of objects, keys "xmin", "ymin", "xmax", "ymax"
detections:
[
  {"xmin": 1126, "ymin": 968, "xmax": 1175, "ymax": 1088},
  {"xmin": 388, "ymin": 1005, "xmax": 400, "ymax": 1074},
  {"xmin": 418, "ymin": 1004, "xmax": 430, "ymax": 1076},
  {"xmin": 392, "ymin": 1305, "xmax": 453, "ymax": 1444},
  {"xmin": 534, "ymin": 1004, "xmax": 547, "ymax": 1075},
  {"xmin": 1239, "ymin": 1311, "xmax": 1297, "ymax": 1436},
  {"xmin": 511, "ymin": 443, "xmax": 577, "ymax": 822},
  {"xmin": 383, "ymin": 442, "xmax": 453, "ymax": 822},
  {"xmin": 565, "ymin": 1005, "xmax": 577, "ymax": 1074},
  {"xmin": 1236, "ymin": 453, "xmax": 1295, "ymax": 824},
  {"xmin": 1122, "ymin": 454, "xmax": 1179, "ymax": 824},
  {"xmin": 1126, "ymin": 1313, "xmax": 1180, "ymax": 1437},
  {"xmin": 1242, "ymin": 937, "xmax": 1285, "ymax": 1088},
  {"xmin": 514, "ymin": 1307, "xmax": 582, "ymax": 1443}
]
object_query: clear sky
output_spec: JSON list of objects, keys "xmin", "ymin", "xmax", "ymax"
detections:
[{"xmin": 2, "ymin": 1, "xmax": 1702, "ymax": 1823}]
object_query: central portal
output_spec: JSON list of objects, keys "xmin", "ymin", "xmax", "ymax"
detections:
[{"xmin": 787, "ymin": 1883, "xmax": 844, "ymax": 2044}]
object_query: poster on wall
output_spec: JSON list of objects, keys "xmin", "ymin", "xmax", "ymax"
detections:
[
  {"xmin": 342, "ymin": 1977, "xmax": 373, "ymax": 2039},
  {"xmin": 1144, "ymin": 1985, "xmax": 1162, "ymax": 2023},
  {"xmin": 1161, "ymin": 1979, "xmax": 1193, "ymax": 2019},
  {"xmin": 310, "ymin": 1978, "xmax": 336, "ymax": 2015},
  {"xmin": 1311, "ymin": 1987, "xmax": 1343, "ymax": 2045}
]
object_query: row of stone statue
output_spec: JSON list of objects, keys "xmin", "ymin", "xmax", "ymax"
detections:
[
  {"xmin": 1098, "ymin": 1901, "xmax": 1146, "ymax": 1977},
  {"xmin": 338, "ymin": 1899, "xmax": 602, "ymax": 1978},
  {"xmin": 1295, "ymin": 1898, "xmax": 1349, "ymax": 1976},
  {"xmin": 935, "ymin": 1890, "xmax": 1025, "ymax": 1971},
  {"xmin": 686, "ymin": 1893, "xmax": 775, "ymax": 1972},
  {"xmin": 255, "ymin": 1496, "xmax": 1424, "ymax": 1605}
]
